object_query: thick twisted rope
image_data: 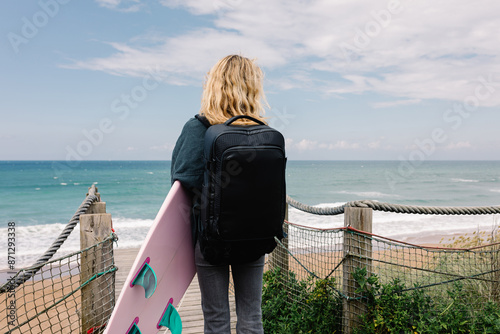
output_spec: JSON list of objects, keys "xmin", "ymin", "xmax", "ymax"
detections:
[
  {"xmin": 0, "ymin": 185, "xmax": 99, "ymax": 293},
  {"xmin": 286, "ymin": 195, "xmax": 500, "ymax": 216},
  {"xmin": 355, "ymin": 200, "xmax": 500, "ymax": 215},
  {"xmin": 286, "ymin": 195, "xmax": 347, "ymax": 215},
  {"xmin": 32, "ymin": 185, "xmax": 99, "ymax": 265}
]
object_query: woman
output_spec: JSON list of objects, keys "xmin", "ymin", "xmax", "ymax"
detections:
[{"xmin": 171, "ymin": 55, "xmax": 267, "ymax": 334}]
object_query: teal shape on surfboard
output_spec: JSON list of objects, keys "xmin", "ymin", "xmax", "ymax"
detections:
[
  {"xmin": 126, "ymin": 321, "xmax": 141, "ymax": 334},
  {"xmin": 158, "ymin": 302, "xmax": 182, "ymax": 334},
  {"xmin": 132, "ymin": 261, "xmax": 157, "ymax": 299}
]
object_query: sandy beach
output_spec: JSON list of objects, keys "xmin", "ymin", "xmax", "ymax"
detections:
[{"xmin": 0, "ymin": 273, "xmax": 81, "ymax": 334}]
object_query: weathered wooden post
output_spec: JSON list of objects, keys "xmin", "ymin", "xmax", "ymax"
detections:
[
  {"xmin": 492, "ymin": 247, "xmax": 500, "ymax": 302},
  {"xmin": 342, "ymin": 206, "xmax": 373, "ymax": 334},
  {"xmin": 80, "ymin": 186, "xmax": 114, "ymax": 334},
  {"xmin": 270, "ymin": 203, "xmax": 289, "ymax": 274}
]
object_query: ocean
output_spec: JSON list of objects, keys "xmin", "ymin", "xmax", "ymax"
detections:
[{"xmin": 1, "ymin": 160, "xmax": 499, "ymax": 270}]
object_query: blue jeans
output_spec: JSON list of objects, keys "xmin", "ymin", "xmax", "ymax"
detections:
[{"xmin": 195, "ymin": 242, "xmax": 265, "ymax": 334}]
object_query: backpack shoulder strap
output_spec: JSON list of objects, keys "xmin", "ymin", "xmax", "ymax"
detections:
[{"xmin": 195, "ymin": 114, "xmax": 211, "ymax": 128}]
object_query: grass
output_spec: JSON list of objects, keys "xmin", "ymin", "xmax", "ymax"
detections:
[
  {"xmin": 261, "ymin": 267, "xmax": 342, "ymax": 333},
  {"xmin": 352, "ymin": 267, "xmax": 500, "ymax": 334}
]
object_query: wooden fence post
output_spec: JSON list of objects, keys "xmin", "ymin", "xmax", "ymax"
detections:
[
  {"xmin": 80, "ymin": 188, "xmax": 114, "ymax": 334},
  {"xmin": 270, "ymin": 203, "xmax": 289, "ymax": 274},
  {"xmin": 342, "ymin": 206, "xmax": 373, "ymax": 334}
]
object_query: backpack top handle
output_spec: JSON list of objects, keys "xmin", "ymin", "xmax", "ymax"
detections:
[{"xmin": 224, "ymin": 115, "xmax": 266, "ymax": 126}]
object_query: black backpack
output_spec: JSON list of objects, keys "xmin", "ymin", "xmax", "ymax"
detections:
[{"xmin": 198, "ymin": 115, "xmax": 286, "ymax": 265}]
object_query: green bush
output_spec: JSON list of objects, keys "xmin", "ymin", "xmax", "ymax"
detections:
[
  {"xmin": 262, "ymin": 266, "xmax": 500, "ymax": 333},
  {"xmin": 352, "ymin": 267, "xmax": 500, "ymax": 334},
  {"xmin": 262, "ymin": 267, "xmax": 342, "ymax": 333}
]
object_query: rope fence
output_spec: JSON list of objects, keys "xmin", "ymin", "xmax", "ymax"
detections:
[
  {"xmin": 263, "ymin": 197, "xmax": 500, "ymax": 333},
  {"xmin": 0, "ymin": 185, "xmax": 115, "ymax": 334},
  {"xmin": 0, "ymin": 187, "xmax": 99, "ymax": 294},
  {"xmin": 0, "ymin": 235, "xmax": 117, "ymax": 334},
  {"xmin": 286, "ymin": 195, "xmax": 500, "ymax": 216}
]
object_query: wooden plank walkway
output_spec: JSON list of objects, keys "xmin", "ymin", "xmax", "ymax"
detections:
[{"xmin": 114, "ymin": 247, "xmax": 237, "ymax": 333}]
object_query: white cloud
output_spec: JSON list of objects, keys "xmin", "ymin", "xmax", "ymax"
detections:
[
  {"xmin": 367, "ymin": 140, "xmax": 381, "ymax": 149},
  {"xmin": 74, "ymin": 0, "xmax": 500, "ymax": 105},
  {"xmin": 372, "ymin": 99, "xmax": 422, "ymax": 109},
  {"xmin": 406, "ymin": 141, "xmax": 473, "ymax": 151},
  {"xmin": 288, "ymin": 138, "xmax": 361, "ymax": 151},
  {"xmin": 159, "ymin": 0, "xmax": 242, "ymax": 15},
  {"xmin": 149, "ymin": 142, "xmax": 175, "ymax": 152},
  {"xmin": 96, "ymin": 0, "xmax": 120, "ymax": 7},
  {"xmin": 95, "ymin": 0, "xmax": 143, "ymax": 12},
  {"xmin": 296, "ymin": 139, "xmax": 318, "ymax": 151},
  {"xmin": 330, "ymin": 141, "xmax": 361, "ymax": 150},
  {"xmin": 443, "ymin": 141, "xmax": 473, "ymax": 150},
  {"xmin": 63, "ymin": 29, "xmax": 286, "ymax": 86}
]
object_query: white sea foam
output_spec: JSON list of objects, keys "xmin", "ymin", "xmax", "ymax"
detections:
[
  {"xmin": 451, "ymin": 178, "xmax": 479, "ymax": 183},
  {"xmin": 0, "ymin": 217, "xmax": 155, "ymax": 270},
  {"xmin": 111, "ymin": 217, "xmax": 155, "ymax": 248},
  {"xmin": 336, "ymin": 190, "xmax": 399, "ymax": 199},
  {"xmin": 0, "ymin": 223, "xmax": 80, "ymax": 270}
]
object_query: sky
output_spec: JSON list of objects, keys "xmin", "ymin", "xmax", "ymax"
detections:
[{"xmin": 1, "ymin": 0, "xmax": 499, "ymax": 161}]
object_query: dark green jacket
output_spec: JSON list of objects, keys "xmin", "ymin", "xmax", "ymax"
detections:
[
  {"xmin": 171, "ymin": 117, "xmax": 209, "ymax": 243},
  {"xmin": 170, "ymin": 117, "xmax": 208, "ymax": 191}
]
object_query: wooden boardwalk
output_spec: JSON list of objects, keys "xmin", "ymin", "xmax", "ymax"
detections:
[{"xmin": 114, "ymin": 248, "xmax": 237, "ymax": 333}]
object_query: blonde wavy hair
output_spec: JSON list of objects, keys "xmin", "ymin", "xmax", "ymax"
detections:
[{"xmin": 200, "ymin": 55, "xmax": 268, "ymax": 125}]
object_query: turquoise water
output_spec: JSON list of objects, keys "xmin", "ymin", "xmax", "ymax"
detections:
[
  {"xmin": 286, "ymin": 160, "xmax": 500, "ymax": 206},
  {"xmin": 1, "ymin": 160, "xmax": 499, "ymax": 269}
]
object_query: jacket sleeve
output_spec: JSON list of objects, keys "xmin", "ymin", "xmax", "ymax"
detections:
[{"xmin": 170, "ymin": 118, "xmax": 206, "ymax": 191}]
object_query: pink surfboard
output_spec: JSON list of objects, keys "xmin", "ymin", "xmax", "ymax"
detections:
[{"xmin": 104, "ymin": 181, "xmax": 196, "ymax": 334}]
